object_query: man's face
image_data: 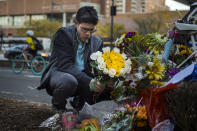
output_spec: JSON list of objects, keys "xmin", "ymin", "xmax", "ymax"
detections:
[{"xmin": 76, "ymin": 23, "xmax": 96, "ymax": 42}]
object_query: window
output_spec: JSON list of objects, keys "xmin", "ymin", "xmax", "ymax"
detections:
[
  {"xmin": 0, "ymin": 16, "xmax": 9, "ymax": 27},
  {"xmin": 31, "ymin": 15, "xmax": 46, "ymax": 20}
]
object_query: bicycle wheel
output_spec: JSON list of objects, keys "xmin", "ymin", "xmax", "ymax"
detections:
[
  {"xmin": 31, "ymin": 56, "xmax": 47, "ymax": 76},
  {"xmin": 12, "ymin": 54, "xmax": 25, "ymax": 74}
]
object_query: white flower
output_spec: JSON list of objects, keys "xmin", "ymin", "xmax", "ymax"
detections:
[
  {"xmin": 115, "ymin": 38, "xmax": 121, "ymax": 45},
  {"xmin": 129, "ymin": 81, "xmax": 137, "ymax": 88},
  {"xmin": 135, "ymin": 73, "xmax": 144, "ymax": 80},
  {"xmin": 96, "ymin": 51, "xmax": 102, "ymax": 57},
  {"xmin": 97, "ymin": 56, "xmax": 104, "ymax": 64},
  {"xmin": 147, "ymin": 62, "xmax": 153, "ymax": 67},
  {"xmin": 125, "ymin": 66, "xmax": 131, "ymax": 73},
  {"xmin": 90, "ymin": 51, "xmax": 102, "ymax": 60},
  {"xmin": 115, "ymin": 34, "xmax": 125, "ymax": 45},
  {"xmin": 113, "ymin": 47, "xmax": 120, "ymax": 54},
  {"xmin": 90, "ymin": 52, "xmax": 98, "ymax": 60},
  {"xmin": 157, "ymin": 55, "xmax": 163, "ymax": 61},
  {"xmin": 103, "ymin": 68, "xmax": 109, "ymax": 75},
  {"xmin": 126, "ymin": 74, "xmax": 137, "ymax": 81},
  {"xmin": 138, "ymin": 67, "xmax": 143, "ymax": 72},
  {"xmin": 125, "ymin": 59, "xmax": 132, "ymax": 66},
  {"xmin": 121, "ymin": 53, "xmax": 127, "ymax": 60},
  {"xmin": 98, "ymin": 62, "xmax": 106, "ymax": 70},
  {"xmin": 108, "ymin": 68, "xmax": 116, "ymax": 78},
  {"xmin": 120, "ymin": 68, "xmax": 126, "ymax": 76},
  {"xmin": 102, "ymin": 47, "xmax": 111, "ymax": 53}
]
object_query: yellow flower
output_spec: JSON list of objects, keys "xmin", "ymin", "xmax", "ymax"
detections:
[
  {"xmin": 102, "ymin": 50, "xmax": 125, "ymax": 77},
  {"xmin": 150, "ymin": 80, "xmax": 164, "ymax": 86},
  {"xmin": 80, "ymin": 118, "xmax": 100, "ymax": 131},
  {"xmin": 145, "ymin": 57, "xmax": 165, "ymax": 81},
  {"xmin": 178, "ymin": 45, "xmax": 193, "ymax": 55},
  {"xmin": 178, "ymin": 44, "xmax": 186, "ymax": 49},
  {"xmin": 136, "ymin": 106, "xmax": 147, "ymax": 120},
  {"xmin": 179, "ymin": 49, "xmax": 193, "ymax": 55}
]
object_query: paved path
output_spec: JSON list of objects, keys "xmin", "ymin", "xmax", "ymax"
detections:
[{"xmin": 0, "ymin": 68, "xmax": 51, "ymax": 104}]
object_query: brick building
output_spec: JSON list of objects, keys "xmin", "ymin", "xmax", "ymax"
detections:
[
  {"xmin": 0, "ymin": 0, "xmax": 101, "ymax": 35},
  {"xmin": 0, "ymin": 0, "xmax": 168, "ymax": 35}
]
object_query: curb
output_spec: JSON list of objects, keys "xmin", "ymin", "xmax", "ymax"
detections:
[{"xmin": 0, "ymin": 60, "xmax": 12, "ymax": 68}]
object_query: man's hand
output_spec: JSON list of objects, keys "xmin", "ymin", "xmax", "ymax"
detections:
[
  {"xmin": 107, "ymin": 80, "xmax": 115, "ymax": 88},
  {"xmin": 89, "ymin": 79, "xmax": 105, "ymax": 93}
]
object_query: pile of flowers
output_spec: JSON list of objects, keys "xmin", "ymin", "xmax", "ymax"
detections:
[
  {"xmin": 79, "ymin": 32, "xmax": 175, "ymax": 131},
  {"xmin": 102, "ymin": 101, "xmax": 149, "ymax": 131},
  {"xmin": 105, "ymin": 32, "xmax": 168, "ymax": 130},
  {"xmin": 114, "ymin": 32, "xmax": 166, "ymax": 91}
]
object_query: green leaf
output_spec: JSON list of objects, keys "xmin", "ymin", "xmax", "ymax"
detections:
[
  {"xmin": 115, "ymin": 115, "xmax": 133, "ymax": 131},
  {"xmin": 81, "ymin": 123, "xmax": 97, "ymax": 131},
  {"xmin": 90, "ymin": 61, "xmax": 98, "ymax": 69}
]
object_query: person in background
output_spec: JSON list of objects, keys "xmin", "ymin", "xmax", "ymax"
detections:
[
  {"xmin": 37, "ymin": 6, "xmax": 114, "ymax": 115},
  {"xmin": 7, "ymin": 33, "xmax": 13, "ymax": 48},
  {"xmin": 24, "ymin": 30, "xmax": 38, "ymax": 67}
]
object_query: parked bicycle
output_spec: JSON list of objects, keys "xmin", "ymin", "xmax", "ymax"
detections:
[{"xmin": 12, "ymin": 52, "xmax": 47, "ymax": 76}]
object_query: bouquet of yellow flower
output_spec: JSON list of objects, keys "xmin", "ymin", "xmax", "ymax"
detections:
[
  {"xmin": 90, "ymin": 46, "xmax": 132, "ymax": 91},
  {"xmin": 102, "ymin": 101, "xmax": 150, "ymax": 131}
]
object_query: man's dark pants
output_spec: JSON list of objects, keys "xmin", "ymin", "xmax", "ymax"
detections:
[{"xmin": 47, "ymin": 71, "xmax": 112, "ymax": 111}]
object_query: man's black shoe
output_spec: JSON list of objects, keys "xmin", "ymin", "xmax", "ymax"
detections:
[{"xmin": 69, "ymin": 96, "xmax": 85, "ymax": 112}]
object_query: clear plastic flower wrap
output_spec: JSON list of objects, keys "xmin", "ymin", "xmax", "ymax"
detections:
[{"xmin": 78, "ymin": 101, "xmax": 118, "ymax": 125}]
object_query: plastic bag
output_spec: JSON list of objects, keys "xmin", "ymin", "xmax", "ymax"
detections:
[
  {"xmin": 140, "ymin": 83, "xmax": 178, "ymax": 128},
  {"xmin": 78, "ymin": 100, "xmax": 118, "ymax": 125},
  {"xmin": 39, "ymin": 101, "xmax": 118, "ymax": 130},
  {"xmin": 152, "ymin": 119, "xmax": 174, "ymax": 131},
  {"xmin": 40, "ymin": 111, "xmax": 77, "ymax": 130},
  {"xmin": 39, "ymin": 113, "xmax": 62, "ymax": 130}
]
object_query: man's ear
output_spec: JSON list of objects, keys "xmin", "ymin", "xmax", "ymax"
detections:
[{"xmin": 74, "ymin": 18, "xmax": 78, "ymax": 25}]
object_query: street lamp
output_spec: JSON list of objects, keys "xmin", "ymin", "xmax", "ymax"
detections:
[
  {"xmin": 0, "ymin": 0, "xmax": 7, "ymax": 50},
  {"xmin": 49, "ymin": 0, "xmax": 55, "ymax": 50},
  {"xmin": 110, "ymin": 0, "xmax": 116, "ymax": 46}
]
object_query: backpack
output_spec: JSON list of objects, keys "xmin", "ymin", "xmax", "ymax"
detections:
[{"xmin": 32, "ymin": 36, "xmax": 43, "ymax": 50}]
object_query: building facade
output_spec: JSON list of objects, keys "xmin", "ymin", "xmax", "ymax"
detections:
[
  {"xmin": 103, "ymin": 0, "xmax": 168, "ymax": 17},
  {"xmin": 0, "ymin": 0, "xmax": 101, "ymax": 35},
  {"xmin": 0, "ymin": 0, "xmax": 168, "ymax": 35}
]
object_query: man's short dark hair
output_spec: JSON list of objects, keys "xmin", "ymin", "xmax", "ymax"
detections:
[{"xmin": 76, "ymin": 6, "xmax": 98, "ymax": 25}]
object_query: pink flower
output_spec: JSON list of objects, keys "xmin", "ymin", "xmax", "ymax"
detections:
[{"xmin": 62, "ymin": 112, "xmax": 77, "ymax": 129}]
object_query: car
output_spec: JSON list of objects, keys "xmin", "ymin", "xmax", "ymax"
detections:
[
  {"xmin": 4, "ymin": 44, "xmax": 27, "ymax": 60},
  {"xmin": 4, "ymin": 44, "xmax": 50, "ymax": 61}
]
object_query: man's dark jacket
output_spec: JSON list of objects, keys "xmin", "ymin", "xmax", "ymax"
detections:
[{"xmin": 37, "ymin": 25, "xmax": 103, "ymax": 95}]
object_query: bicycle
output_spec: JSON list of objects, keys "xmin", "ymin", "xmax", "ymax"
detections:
[{"xmin": 11, "ymin": 52, "xmax": 47, "ymax": 76}]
